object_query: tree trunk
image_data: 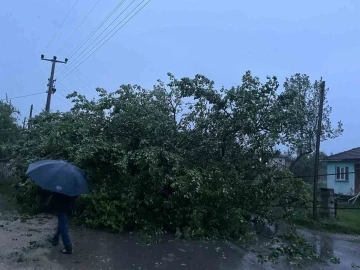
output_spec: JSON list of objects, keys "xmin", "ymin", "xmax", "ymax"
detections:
[{"xmin": 289, "ymin": 151, "xmax": 313, "ymax": 171}]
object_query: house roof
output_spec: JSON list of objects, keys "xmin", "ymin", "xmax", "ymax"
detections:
[{"xmin": 323, "ymin": 147, "xmax": 360, "ymax": 161}]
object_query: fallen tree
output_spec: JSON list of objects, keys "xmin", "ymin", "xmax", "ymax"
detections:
[{"xmin": 9, "ymin": 72, "xmax": 318, "ymax": 238}]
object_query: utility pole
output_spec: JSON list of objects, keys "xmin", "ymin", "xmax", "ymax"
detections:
[
  {"xmin": 5, "ymin": 93, "xmax": 8, "ymax": 103},
  {"xmin": 22, "ymin": 117, "xmax": 27, "ymax": 129},
  {"xmin": 29, "ymin": 104, "xmax": 33, "ymax": 119},
  {"xmin": 312, "ymin": 80, "xmax": 326, "ymax": 220},
  {"xmin": 28, "ymin": 104, "xmax": 33, "ymax": 128},
  {"xmin": 41, "ymin": 55, "xmax": 68, "ymax": 112}
]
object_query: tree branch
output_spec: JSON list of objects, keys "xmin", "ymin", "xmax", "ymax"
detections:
[{"xmin": 289, "ymin": 151, "xmax": 313, "ymax": 171}]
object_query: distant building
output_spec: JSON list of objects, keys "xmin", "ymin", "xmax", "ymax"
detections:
[
  {"xmin": 269, "ymin": 154, "xmax": 291, "ymax": 169},
  {"xmin": 323, "ymin": 147, "xmax": 360, "ymax": 195}
]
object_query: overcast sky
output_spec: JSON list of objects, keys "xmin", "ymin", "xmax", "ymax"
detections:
[{"xmin": 1, "ymin": 0, "xmax": 359, "ymax": 154}]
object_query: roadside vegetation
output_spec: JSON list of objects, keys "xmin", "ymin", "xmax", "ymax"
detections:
[{"xmin": 293, "ymin": 202, "xmax": 360, "ymax": 235}]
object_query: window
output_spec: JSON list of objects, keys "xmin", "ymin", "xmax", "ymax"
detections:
[{"xmin": 335, "ymin": 166, "xmax": 349, "ymax": 181}]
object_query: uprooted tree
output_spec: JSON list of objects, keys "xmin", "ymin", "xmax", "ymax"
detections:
[
  {"xmin": 281, "ymin": 74, "xmax": 343, "ymax": 170},
  {"xmin": 7, "ymin": 71, "xmax": 328, "ymax": 238}
]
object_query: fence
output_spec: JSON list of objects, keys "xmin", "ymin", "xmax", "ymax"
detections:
[{"xmin": 277, "ymin": 188, "xmax": 360, "ymax": 222}]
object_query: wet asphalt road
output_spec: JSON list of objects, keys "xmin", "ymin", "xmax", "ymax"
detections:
[
  {"xmin": 1, "ymin": 191, "xmax": 360, "ymax": 269},
  {"xmin": 46, "ymin": 227, "xmax": 360, "ymax": 270}
]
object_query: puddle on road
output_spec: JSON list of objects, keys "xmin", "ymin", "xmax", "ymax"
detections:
[
  {"xmin": 298, "ymin": 228, "xmax": 360, "ymax": 269},
  {"xmin": 48, "ymin": 227, "xmax": 268, "ymax": 270}
]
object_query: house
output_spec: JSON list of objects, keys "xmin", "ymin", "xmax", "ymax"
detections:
[
  {"xmin": 269, "ymin": 154, "xmax": 291, "ymax": 169},
  {"xmin": 323, "ymin": 147, "xmax": 360, "ymax": 195}
]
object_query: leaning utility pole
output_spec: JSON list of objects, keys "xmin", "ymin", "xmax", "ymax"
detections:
[
  {"xmin": 29, "ymin": 104, "xmax": 33, "ymax": 119},
  {"xmin": 28, "ymin": 104, "xmax": 33, "ymax": 128},
  {"xmin": 41, "ymin": 55, "xmax": 68, "ymax": 112},
  {"xmin": 22, "ymin": 117, "xmax": 27, "ymax": 129},
  {"xmin": 312, "ymin": 80, "xmax": 326, "ymax": 220}
]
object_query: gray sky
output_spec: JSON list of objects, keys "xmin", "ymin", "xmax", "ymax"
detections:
[{"xmin": 0, "ymin": 0, "xmax": 359, "ymax": 154}]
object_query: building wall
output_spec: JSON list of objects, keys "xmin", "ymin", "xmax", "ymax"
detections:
[
  {"xmin": 319, "ymin": 161, "xmax": 327, "ymax": 188},
  {"xmin": 326, "ymin": 161, "xmax": 355, "ymax": 195},
  {"xmin": 269, "ymin": 157, "xmax": 289, "ymax": 168}
]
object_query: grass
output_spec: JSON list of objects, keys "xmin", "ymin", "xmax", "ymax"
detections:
[{"xmin": 293, "ymin": 202, "xmax": 360, "ymax": 235}]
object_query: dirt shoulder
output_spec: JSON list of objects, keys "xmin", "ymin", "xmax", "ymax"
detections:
[{"xmin": 0, "ymin": 192, "xmax": 64, "ymax": 269}]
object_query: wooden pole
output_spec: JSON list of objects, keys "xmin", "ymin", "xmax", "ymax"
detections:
[
  {"xmin": 41, "ymin": 55, "xmax": 68, "ymax": 112},
  {"xmin": 313, "ymin": 80, "xmax": 326, "ymax": 220},
  {"xmin": 28, "ymin": 104, "xmax": 33, "ymax": 128},
  {"xmin": 22, "ymin": 117, "xmax": 27, "ymax": 129}
]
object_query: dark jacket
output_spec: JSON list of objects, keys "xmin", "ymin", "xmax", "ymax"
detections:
[{"xmin": 48, "ymin": 192, "xmax": 78, "ymax": 214}]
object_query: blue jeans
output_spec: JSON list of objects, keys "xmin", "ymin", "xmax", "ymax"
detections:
[{"xmin": 54, "ymin": 213, "xmax": 72, "ymax": 250}]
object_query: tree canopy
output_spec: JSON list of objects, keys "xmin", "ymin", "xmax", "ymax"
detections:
[
  {"xmin": 0, "ymin": 101, "xmax": 21, "ymax": 160},
  {"xmin": 281, "ymin": 74, "xmax": 343, "ymax": 168},
  {"xmin": 7, "ymin": 71, "xmax": 340, "ymax": 238}
]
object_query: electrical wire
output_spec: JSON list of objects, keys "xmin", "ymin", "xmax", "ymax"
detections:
[
  {"xmin": 57, "ymin": 82, "xmax": 73, "ymax": 95},
  {"xmin": 77, "ymin": 68, "xmax": 96, "ymax": 87},
  {"xmin": 72, "ymin": 69, "xmax": 95, "ymax": 90},
  {"xmin": 0, "ymin": 92, "xmax": 45, "ymax": 101},
  {"xmin": 55, "ymin": 0, "xmax": 126, "ymax": 75},
  {"xmin": 56, "ymin": 0, "xmax": 102, "ymax": 54},
  {"xmin": 64, "ymin": 73, "xmax": 93, "ymax": 93},
  {"xmin": 54, "ymin": 95, "xmax": 71, "ymax": 106},
  {"xmin": 43, "ymin": 0, "xmax": 81, "ymax": 53},
  {"xmin": 57, "ymin": 89, "xmax": 70, "ymax": 99},
  {"xmin": 57, "ymin": 0, "xmax": 138, "ymax": 78},
  {"xmin": 58, "ymin": 0, "xmax": 148, "ymax": 79},
  {"xmin": 58, "ymin": 0, "xmax": 151, "ymax": 81},
  {"xmin": 56, "ymin": 68, "xmax": 96, "ymax": 96}
]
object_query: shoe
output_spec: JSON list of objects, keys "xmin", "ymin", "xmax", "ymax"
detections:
[{"xmin": 60, "ymin": 248, "xmax": 73, "ymax": 255}]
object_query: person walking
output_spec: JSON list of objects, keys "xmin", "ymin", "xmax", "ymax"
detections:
[
  {"xmin": 24, "ymin": 160, "xmax": 88, "ymax": 254},
  {"xmin": 48, "ymin": 192, "xmax": 78, "ymax": 254}
]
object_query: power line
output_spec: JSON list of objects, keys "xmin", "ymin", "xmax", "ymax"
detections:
[
  {"xmin": 58, "ymin": 0, "xmax": 151, "ymax": 80},
  {"xmin": 53, "ymin": 86, "xmax": 73, "ymax": 103},
  {"xmin": 0, "ymin": 92, "xmax": 45, "ymax": 101},
  {"xmin": 72, "ymin": 69, "xmax": 95, "ymax": 90},
  {"xmin": 57, "ymin": 82, "xmax": 75, "ymax": 95},
  {"xmin": 77, "ymin": 68, "xmax": 95, "ymax": 85},
  {"xmin": 55, "ymin": 0, "xmax": 126, "ymax": 75},
  {"xmin": 56, "ymin": 0, "xmax": 102, "ymax": 54},
  {"xmin": 67, "ymin": 0, "xmax": 126, "ymax": 59},
  {"xmin": 57, "ymin": 88, "xmax": 71, "ymax": 98},
  {"xmin": 54, "ymin": 95, "xmax": 71, "ymax": 106},
  {"xmin": 57, "ymin": 0, "xmax": 138, "ymax": 78},
  {"xmin": 59, "ymin": 0, "xmax": 149, "ymax": 78},
  {"xmin": 62, "ymin": 72, "xmax": 93, "ymax": 94},
  {"xmin": 43, "ymin": 0, "xmax": 81, "ymax": 53},
  {"xmin": 58, "ymin": 68, "xmax": 97, "ymax": 95}
]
